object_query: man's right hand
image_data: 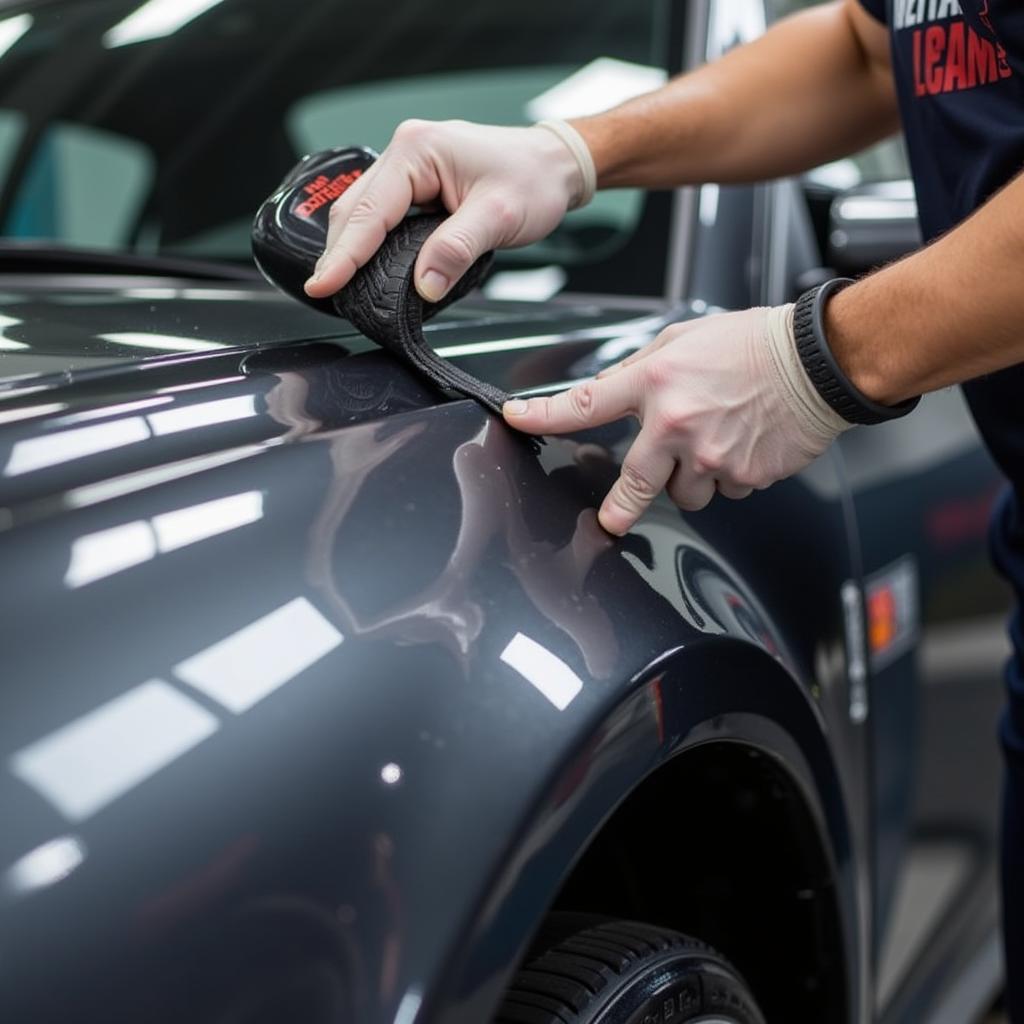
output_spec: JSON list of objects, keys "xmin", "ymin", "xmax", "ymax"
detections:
[{"xmin": 304, "ymin": 119, "xmax": 585, "ymax": 304}]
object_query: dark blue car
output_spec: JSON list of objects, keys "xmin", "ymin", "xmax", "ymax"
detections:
[{"xmin": 0, "ymin": 1, "xmax": 1009, "ymax": 1021}]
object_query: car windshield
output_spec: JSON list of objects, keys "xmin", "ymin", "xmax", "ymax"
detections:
[{"xmin": 0, "ymin": 0, "xmax": 672, "ymax": 298}]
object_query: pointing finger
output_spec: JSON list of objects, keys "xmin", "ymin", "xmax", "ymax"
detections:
[
  {"xmin": 502, "ymin": 367, "xmax": 640, "ymax": 436},
  {"xmin": 598, "ymin": 429, "xmax": 676, "ymax": 535}
]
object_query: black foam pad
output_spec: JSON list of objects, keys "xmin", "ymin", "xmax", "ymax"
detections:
[
  {"xmin": 252, "ymin": 147, "xmax": 508, "ymax": 413},
  {"xmin": 334, "ymin": 215, "xmax": 508, "ymax": 414}
]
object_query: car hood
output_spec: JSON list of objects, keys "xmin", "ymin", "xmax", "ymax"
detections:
[
  {"xmin": 0, "ymin": 279, "xmax": 662, "ymax": 384},
  {"xmin": 0, "ymin": 280, "xmax": 366, "ymax": 384},
  {"xmin": 0, "ymin": 278, "xmax": 669, "ymax": 509}
]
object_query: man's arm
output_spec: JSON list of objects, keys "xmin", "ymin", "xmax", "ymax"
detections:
[
  {"xmin": 576, "ymin": 0, "xmax": 897, "ymax": 189},
  {"xmin": 505, "ymin": 170, "xmax": 1024, "ymax": 534},
  {"xmin": 306, "ymin": 0, "xmax": 896, "ymax": 303},
  {"xmin": 827, "ymin": 168, "xmax": 1024, "ymax": 404}
]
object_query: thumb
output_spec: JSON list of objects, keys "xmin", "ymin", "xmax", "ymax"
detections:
[{"xmin": 414, "ymin": 192, "xmax": 514, "ymax": 302}]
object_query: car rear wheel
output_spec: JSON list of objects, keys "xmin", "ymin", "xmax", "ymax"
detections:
[{"xmin": 494, "ymin": 914, "xmax": 765, "ymax": 1024}]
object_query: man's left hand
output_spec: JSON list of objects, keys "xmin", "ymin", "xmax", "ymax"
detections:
[{"xmin": 502, "ymin": 305, "xmax": 851, "ymax": 535}]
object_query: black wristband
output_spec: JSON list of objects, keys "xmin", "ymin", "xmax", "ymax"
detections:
[{"xmin": 792, "ymin": 279, "xmax": 920, "ymax": 426}]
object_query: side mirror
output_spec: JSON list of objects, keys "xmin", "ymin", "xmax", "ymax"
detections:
[{"xmin": 827, "ymin": 179, "xmax": 921, "ymax": 274}]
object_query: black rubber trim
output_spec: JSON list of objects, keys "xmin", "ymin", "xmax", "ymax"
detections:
[
  {"xmin": 792, "ymin": 277, "xmax": 919, "ymax": 425},
  {"xmin": 333, "ymin": 214, "xmax": 508, "ymax": 414}
]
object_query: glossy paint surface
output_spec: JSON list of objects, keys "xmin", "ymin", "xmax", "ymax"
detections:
[
  {"xmin": 0, "ymin": 280, "xmax": 869, "ymax": 1023},
  {"xmin": 0, "ymin": 0, "xmax": 1007, "ymax": 1018}
]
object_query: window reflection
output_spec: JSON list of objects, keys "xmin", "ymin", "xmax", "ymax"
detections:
[
  {"xmin": 500, "ymin": 632, "xmax": 583, "ymax": 710},
  {"xmin": 525, "ymin": 56, "xmax": 666, "ymax": 121},
  {"xmin": 0, "ymin": 402, "xmax": 66, "ymax": 426},
  {"xmin": 57, "ymin": 396, "xmax": 172, "ymax": 425},
  {"xmin": 104, "ymin": 0, "xmax": 225, "ymax": 48},
  {"xmin": 0, "ymin": 14, "xmax": 32, "ymax": 63},
  {"xmin": 98, "ymin": 331, "xmax": 227, "ymax": 353},
  {"xmin": 66, "ymin": 445, "xmax": 264, "ymax": 509},
  {"xmin": 147, "ymin": 395, "xmax": 255, "ymax": 435},
  {"xmin": 64, "ymin": 491, "xmax": 264, "ymax": 588},
  {"xmin": 4, "ymin": 416, "xmax": 150, "ymax": 476},
  {"xmin": 3, "ymin": 393, "xmax": 248, "ymax": 475},
  {"xmin": 4, "ymin": 835, "xmax": 85, "ymax": 896},
  {"xmin": 174, "ymin": 597, "xmax": 343, "ymax": 714},
  {"xmin": 10, "ymin": 680, "xmax": 219, "ymax": 821},
  {"xmin": 64, "ymin": 519, "xmax": 155, "ymax": 588},
  {"xmin": 153, "ymin": 490, "xmax": 262, "ymax": 552},
  {"xmin": 707, "ymin": 0, "xmax": 766, "ymax": 59}
]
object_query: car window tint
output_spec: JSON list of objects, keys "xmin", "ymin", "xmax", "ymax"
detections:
[
  {"xmin": 5, "ymin": 122, "xmax": 153, "ymax": 246},
  {"xmin": 287, "ymin": 67, "xmax": 647, "ymax": 269},
  {"xmin": 0, "ymin": 110, "xmax": 25, "ymax": 187},
  {"xmin": 0, "ymin": 0, "xmax": 670, "ymax": 296}
]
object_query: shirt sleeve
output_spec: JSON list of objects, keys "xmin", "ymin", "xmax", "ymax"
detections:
[{"xmin": 857, "ymin": 0, "xmax": 888, "ymax": 24}]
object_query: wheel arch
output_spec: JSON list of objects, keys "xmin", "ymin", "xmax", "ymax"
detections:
[{"xmin": 436, "ymin": 637, "xmax": 858, "ymax": 1024}]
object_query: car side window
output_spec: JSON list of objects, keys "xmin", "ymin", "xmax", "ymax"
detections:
[
  {"xmin": 768, "ymin": 0, "xmax": 911, "ymax": 189},
  {"xmin": 4, "ymin": 122, "xmax": 153, "ymax": 248}
]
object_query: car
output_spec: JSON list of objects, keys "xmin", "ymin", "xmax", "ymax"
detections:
[{"xmin": 0, "ymin": 0, "xmax": 1010, "ymax": 1021}]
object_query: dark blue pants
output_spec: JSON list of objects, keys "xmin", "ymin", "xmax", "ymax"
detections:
[
  {"xmin": 995, "ymin": 489, "xmax": 1024, "ymax": 1022},
  {"xmin": 962, "ymin": 370, "xmax": 1024, "ymax": 1021}
]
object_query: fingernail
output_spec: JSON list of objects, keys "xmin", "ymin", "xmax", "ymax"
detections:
[
  {"xmin": 598, "ymin": 508, "xmax": 629, "ymax": 536},
  {"xmin": 503, "ymin": 399, "xmax": 529, "ymax": 416},
  {"xmin": 418, "ymin": 270, "xmax": 448, "ymax": 302}
]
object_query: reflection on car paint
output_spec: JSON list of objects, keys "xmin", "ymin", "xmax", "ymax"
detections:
[
  {"xmin": 3, "ymin": 835, "xmax": 85, "ymax": 897},
  {"xmin": 307, "ymin": 416, "xmax": 619, "ymax": 678},
  {"xmin": 97, "ymin": 332, "xmax": 229, "ymax": 353},
  {"xmin": 174, "ymin": 596, "xmax": 343, "ymax": 714},
  {"xmin": 5, "ymin": 416, "xmax": 151, "ymax": 475},
  {"xmin": 3, "ymin": 395, "xmax": 258, "ymax": 476},
  {"xmin": 55, "ymin": 396, "xmax": 173, "ymax": 425},
  {"xmin": 64, "ymin": 490, "xmax": 264, "ymax": 587},
  {"xmin": 0, "ymin": 401, "xmax": 66, "ymax": 425},
  {"xmin": 147, "ymin": 395, "xmax": 255, "ymax": 435},
  {"xmin": 500, "ymin": 632, "xmax": 584, "ymax": 710},
  {"xmin": 64, "ymin": 443, "xmax": 269, "ymax": 509},
  {"xmin": 621, "ymin": 509, "xmax": 792, "ymax": 670},
  {"xmin": 10, "ymin": 679, "xmax": 219, "ymax": 821}
]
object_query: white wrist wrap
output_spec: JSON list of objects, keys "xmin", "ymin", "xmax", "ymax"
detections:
[
  {"xmin": 534, "ymin": 119, "xmax": 597, "ymax": 210},
  {"xmin": 764, "ymin": 303, "xmax": 852, "ymax": 443}
]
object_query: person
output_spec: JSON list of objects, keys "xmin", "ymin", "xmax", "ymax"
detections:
[{"xmin": 305, "ymin": 0, "xmax": 1024, "ymax": 1013}]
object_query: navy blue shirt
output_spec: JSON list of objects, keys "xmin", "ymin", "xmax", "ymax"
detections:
[
  {"xmin": 858, "ymin": 0, "xmax": 1024, "ymax": 240},
  {"xmin": 857, "ymin": 10, "xmax": 1024, "ymax": 1003},
  {"xmin": 859, "ymin": 0, "xmax": 1024, "ymax": 763}
]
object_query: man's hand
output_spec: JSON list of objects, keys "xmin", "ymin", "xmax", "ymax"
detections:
[
  {"xmin": 304, "ymin": 119, "xmax": 585, "ymax": 304},
  {"xmin": 503, "ymin": 306, "xmax": 852, "ymax": 535}
]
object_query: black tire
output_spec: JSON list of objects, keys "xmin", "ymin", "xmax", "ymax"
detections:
[{"xmin": 495, "ymin": 914, "xmax": 765, "ymax": 1024}]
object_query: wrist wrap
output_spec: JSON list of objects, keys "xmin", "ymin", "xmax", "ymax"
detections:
[{"xmin": 792, "ymin": 278, "xmax": 919, "ymax": 425}]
